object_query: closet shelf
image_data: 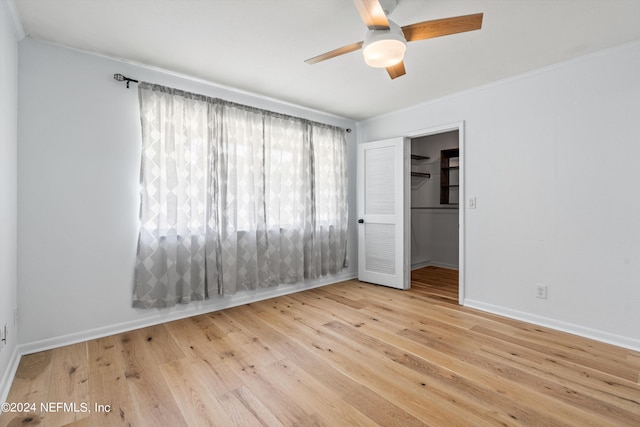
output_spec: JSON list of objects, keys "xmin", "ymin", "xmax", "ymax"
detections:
[
  {"xmin": 411, "ymin": 155, "xmax": 431, "ymax": 180},
  {"xmin": 440, "ymin": 148, "xmax": 460, "ymax": 205},
  {"xmin": 411, "ymin": 172, "xmax": 431, "ymax": 178}
]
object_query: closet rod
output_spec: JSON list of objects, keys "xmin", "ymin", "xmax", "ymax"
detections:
[{"xmin": 411, "ymin": 207, "xmax": 459, "ymax": 210}]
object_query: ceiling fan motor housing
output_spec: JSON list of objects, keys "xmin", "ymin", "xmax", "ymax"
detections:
[{"xmin": 379, "ymin": 0, "xmax": 399, "ymax": 15}]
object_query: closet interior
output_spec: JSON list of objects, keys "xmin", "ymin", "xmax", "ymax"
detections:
[{"xmin": 410, "ymin": 130, "xmax": 459, "ymax": 270}]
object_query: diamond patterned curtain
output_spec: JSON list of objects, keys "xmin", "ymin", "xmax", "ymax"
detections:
[{"xmin": 133, "ymin": 83, "xmax": 348, "ymax": 308}]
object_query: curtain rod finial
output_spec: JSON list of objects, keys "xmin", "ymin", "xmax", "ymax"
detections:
[{"xmin": 114, "ymin": 73, "xmax": 139, "ymax": 89}]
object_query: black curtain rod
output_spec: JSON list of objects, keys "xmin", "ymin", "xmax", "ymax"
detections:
[
  {"xmin": 115, "ymin": 74, "xmax": 351, "ymax": 133},
  {"xmin": 113, "ymin": 73, "xmax": 139, "ymax": 88}
]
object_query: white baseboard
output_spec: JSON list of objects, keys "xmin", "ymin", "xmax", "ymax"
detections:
[
  {"xmin": 17, "ymin": 270, "xmax": 358, "ymax": 356},
  {"xmin": 428, "ymin": 261, "xmax": 458, "ymax": 270},
  {"xmin": 1, "ymin": 346, "xmax": 21, "ymax": 405},
  {"xmin": 411, "ymin": 260, "xmax": 431, "ymax": 270},
  {"xmin": 411, "ymin": 260, "xmax": 458, "ymax": 271},
  {"xmin": 464, "ymin": 299, "xmax": 640, "ymax": 352}
]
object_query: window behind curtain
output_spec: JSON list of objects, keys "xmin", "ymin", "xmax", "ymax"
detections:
[{"xmin": 133, "ymin": 83, "xmax": 348, "ymax": 308}]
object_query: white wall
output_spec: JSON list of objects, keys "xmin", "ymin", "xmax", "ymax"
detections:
[
  {"xmin": 359, "ymin": 40, "xmax": 640, "ymax": 350},
  {"xmin": 17, "ymin": 39, "xmax": 357, "ymax": 349},
  {"xmin": 0, "ymin": 1, "xmax": 19, "ymax": 398}
]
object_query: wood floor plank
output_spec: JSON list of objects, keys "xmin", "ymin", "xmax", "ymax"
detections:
[
  {"xmin": 2, "ymin": 266, "xmax": 639, "ymax": 426},
  {"xmin": 227, "ymin": 304, "xmax": 363, "ymax": 398},
  {"xmin": 1, "ymin": 351, "xmax": 52, "ymax": 427},
  {"xmin": 472, "ymin": 325, "xmax": 640, "ymax": 383},
  {"xmin": 397, "ymin": 327, "xmax": 635, "ymax": 426},
  {"xmin": 135, "ymin": 323, "xmax": 186, "ymax": 365},
  {"xmin": 259, "ymin": 358, "xmax": 380, "ymax": 427},
  {"xmin": 118, "ymin": 330, "xmax": 188, "ymax": 426},
  {"xmin": 3, "ymin": 350, "xmax": 53, "ymax": 402},
  {"xmin": 87, "ymin": 335, "xmax": 142, "ymax": 427},
  {"xmin": 228, "ymin": 358, "xmax": 313, "ymax": 425},
  {"xmin": 218, "ymin": 385, "xmax": 284, "ymax": 427},
  {"xmin": 480, "ymin": 343, "xmax": 640, "ymax": 416},
  {"xmin": 164, "ymin": 317, "xmax": 231, "ymax": 369},
  {"xmin": 249, "ymin": 298, "xmax": 491, "ymax": 425},
  {"xmin": 342, "ymin": 385, "xmax": 428, "ymax": 427},
  {"xmin": 159, "ymin": 358, "xmax": 236, "ymax": 426},
  {"xmin": 44, "ymin": 343, "xmax": 90, "ymax": 426},
  {"xmin": 325, "ymin": 319, "xmax": 578, "ymax": 426}
]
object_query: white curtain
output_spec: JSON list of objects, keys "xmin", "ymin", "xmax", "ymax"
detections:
[{"xmin": 133, "ymin": 83, "xmax": 348, "ymax": 308}]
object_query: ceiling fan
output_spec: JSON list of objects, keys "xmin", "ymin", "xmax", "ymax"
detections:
[{"xmin": 305, "ymin": 0, "xmax": 483, "ymax": 79}]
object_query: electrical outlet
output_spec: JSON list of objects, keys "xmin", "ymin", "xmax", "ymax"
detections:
[{"xmin": 535, "ymin": 284, "xmax": 547, "ymax": 299}]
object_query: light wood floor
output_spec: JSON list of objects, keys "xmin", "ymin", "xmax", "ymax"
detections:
[{"xmin": 2, "ymin": 266, "xmax": 640, "ymax": 426}]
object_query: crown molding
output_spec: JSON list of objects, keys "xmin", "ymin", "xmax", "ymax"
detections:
[{"xmin": 2, "ymin": 0, "xmax": 26, "ymax": 41}]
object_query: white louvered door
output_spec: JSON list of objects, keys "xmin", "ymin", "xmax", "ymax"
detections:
[{"xmin": 357, "ymin": 137, "xmax": 410, "ymax": 289}]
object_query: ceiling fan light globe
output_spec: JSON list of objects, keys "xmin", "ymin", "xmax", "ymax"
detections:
[
  {"xmin": 363, "ymin": 39, "xmax": 406, "ymax": 67},
  {"xmin": 362, "ymin": 20, "xmax": 407, "ymax": 68}
]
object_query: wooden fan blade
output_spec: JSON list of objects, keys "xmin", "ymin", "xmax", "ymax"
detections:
[
  {"xmin": 353, "ymin": 0, "xmax": 390, "ymax": 30},
  {"xmin": 305, "ymin": 41, "xmax": 364, "ymax": 65},
  {"xmin": 386, "ymin": 61, "xmax": 406, "ymax": 79},
  {"xmin": 402, "ymin": 13, "xmax": 483, "ymax": 42}
]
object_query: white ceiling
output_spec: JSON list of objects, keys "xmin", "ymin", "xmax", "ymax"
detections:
[{"xmin": 13, "ymin": 0, "xmax": 640, "ymax": 120}]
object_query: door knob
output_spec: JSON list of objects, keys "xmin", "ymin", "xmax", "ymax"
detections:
[{"xmin": 358, "ymin": 219, "xmax": 364, "ymax": 223}]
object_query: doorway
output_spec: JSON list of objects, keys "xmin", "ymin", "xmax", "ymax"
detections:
[{"xmin": 407, "ymin": 122, "xmax": 464, "ymax": 304}]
